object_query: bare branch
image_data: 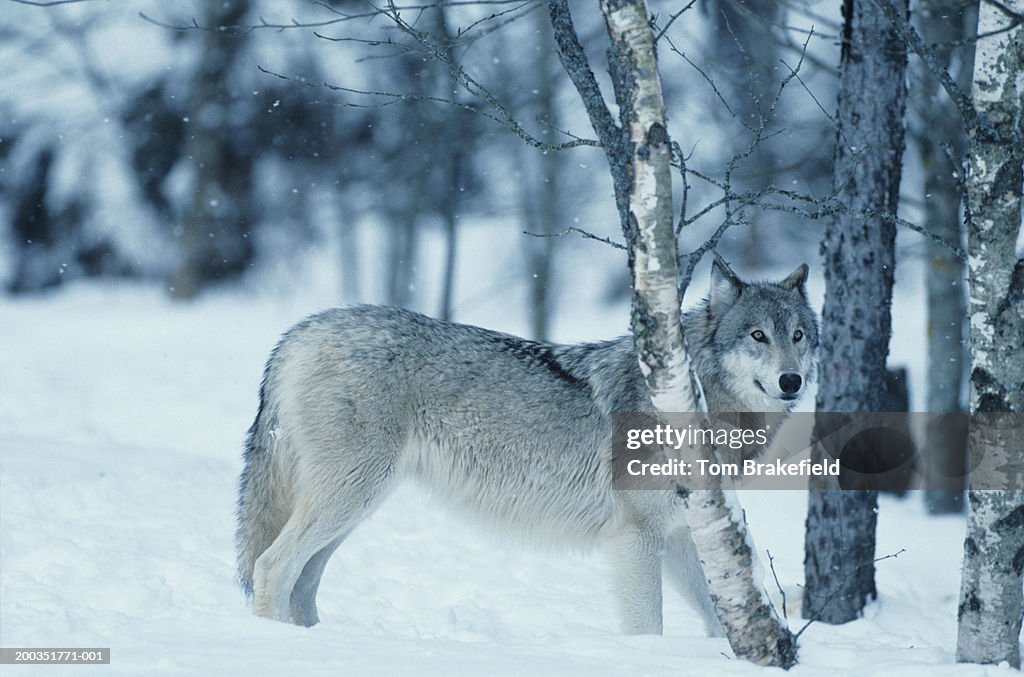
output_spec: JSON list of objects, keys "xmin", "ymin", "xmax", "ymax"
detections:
[
  {"xmin": 668, "ymin": 30, "xmax": 818, "ymax": 291},
  {"xmin": 653, "ymin": 0, "xmax": 697, "ymax": 42},
  {"xmin": 9, "ymin": 0, "xmax": 97, "ymax": 6},
  {"xmin": 455, "ymin": 0, "xmax": 536, "ymax": 42},
  {"xmin": 679, "ymin": 218, "xmax": 741, "ymax": 291},
  {"xmin": 140, "ymin": 0, "xmax": 534, "ymax": 34},
  {"xmin": 766, "ymin": 549, "xmax": 788, "ymax": 621},
  {"xmin": 378, "ymin": 0, "xmax": 594, "ymax": 151},
  {"xmin": 984, "ymin": 0, "xmax": 1024, "ymax": 23},
  {"xmin": 664, "ymin": 35, "xmax": 747, "ymax": 129},
  {"xmin": 667, "ymin": 15, "xmax": 961, "ymax": 300},
  {"xmin": 779, "ymin": 52, "xmax": 840, "ymax": 134},
  {"xmin": 749, "ymin": 0, "xmax": 843, "ymax": 32},
  {"xmin": 256, "ymin": 64, "xmax": 597, "ymax": 151},
  {"xmin": 870, "ymin": 0, "xmax": 995, "ymax": 141},
  {"xmin": 139, "ymin": 11, "xmax": 343, "ymax": 34},
  {"xmin": 522, "ymin": 226, "xmax": 627, "ymax": 250},
  {"xmin": 795, "ymin": 548, "xmax": 906, "ymax": 640},
  {"xmin": 546, "ymin": 0, "xmax": 623, "ymax": 162}
]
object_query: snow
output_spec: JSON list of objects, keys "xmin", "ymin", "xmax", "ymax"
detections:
[{"xmin": 2, "ymin": 282, "xmax": 1020, "ymax": 675}]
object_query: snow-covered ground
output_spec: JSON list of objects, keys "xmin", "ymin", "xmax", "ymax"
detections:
[{"xmin": 1, "ymin": 277, "xmax": 1018, "ymax": 676}]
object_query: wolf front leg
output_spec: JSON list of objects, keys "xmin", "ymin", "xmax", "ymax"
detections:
[
  {"xmin": 663, "ymin": 526, "xmax": 725, "ymax": 637},
  {"xmin": 608, "ymin": 523, "xmax": 664, "ymax": 634}
]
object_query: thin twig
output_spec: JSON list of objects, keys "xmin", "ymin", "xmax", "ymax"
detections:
[
  {"xmin": 795, "ymin": 548, "xmax": 907, "ymax": 640},
  {"xmin": 523, "ymin": 227, "xmax": 627, "ymax": 250},
  {"xmin": 653, "ymin": 0, "xmax": 697, "ymax": 42},
  {"xmin": 766, "ymin": 549, "xmax": 788, "ymax": 621},
  {"xmin": 10, "ymin": 0, "xmax": 96, "ymax": 5},
  {"xmin": 546, "ymin": 0, "xmax": 622, "ymax": 160},
  {"xmin": 779, "ymin": 51, "xmax": 840, "ymax": 135},
  {"xmin": 870, "ymin": 0, "xmax": 994, "ymax": 141},
  {"xmin": 664, "ymin": 35, "xmax": 746, "ymax": 128},
  {"xmin": 255, "ymin": 64, "xmax": 598, "ymax": 151},
  {"xmin": 379, "ymin": 0, "xmax": 591, "ymax": 152},
  {"xmin": 140, "ymin": 0, "xmax": 532, "ymax": 34}
]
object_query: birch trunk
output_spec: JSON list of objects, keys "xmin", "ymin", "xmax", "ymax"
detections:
[
  {"xmin": 598, "ymin": 0, "xmax": 796, "ymax": 667},
  {"xmin": 955, "ymin": 0, "xmax": 1024, "ymax": 665},
  {"xmin": 803, "ymin": 0, "xmax": 907, "ymax": 625}
]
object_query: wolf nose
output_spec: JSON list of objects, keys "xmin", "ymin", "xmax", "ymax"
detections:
[{"xmin": 779, "ymin": 373, "xmax": 802, "ymax": 395}]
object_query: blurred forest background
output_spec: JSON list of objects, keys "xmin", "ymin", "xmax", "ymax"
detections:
[
  {"xmin": 0, "ymin": 0, "xmax": 979, "ymax": 399},
  {"xmin": 1, "ymin": 0, "xmax": 854, "ymax": 324}
]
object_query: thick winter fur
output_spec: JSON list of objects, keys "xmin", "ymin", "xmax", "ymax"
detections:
[{"xmin": 236, "ymin": 259, "xmax": 819, "ymax": 633}]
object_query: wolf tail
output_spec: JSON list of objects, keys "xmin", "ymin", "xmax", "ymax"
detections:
[{"xmin": 235, "ymin": 377, "xmax": 291, "ymax": 599}]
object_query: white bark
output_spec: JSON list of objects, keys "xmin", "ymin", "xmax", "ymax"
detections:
[
  {"xmin": 956, "ymin": 0, "xmax": 1024, "ymax": 667},
  {"xmin": 601, "ymin": 0, "xmax": 694, "ymax": 414},
  {"xmin": 599, "ymin": 0, "xmax": 796, "ymax": 667}
]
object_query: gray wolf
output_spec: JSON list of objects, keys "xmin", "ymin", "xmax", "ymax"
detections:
[{"xmin": 236, "ymin": 258, "xmax": 818, "ymax": 634}]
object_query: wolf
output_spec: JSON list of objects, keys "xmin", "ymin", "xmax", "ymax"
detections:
[{"xmin": 236, "ymin": 257, "xmax": 818, "ymax": 635}]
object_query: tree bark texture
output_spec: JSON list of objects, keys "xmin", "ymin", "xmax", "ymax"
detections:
[
  {"xmin": 599, "ymin": 0, "xmax": 686, "ymax": 409},
  {"xmin": 955, "ymin": 0, "xmax": 1024, "ymax": 666},
  {"xmin": 804, "ymin": 0, "xmax": 908, "ymax": 625}
]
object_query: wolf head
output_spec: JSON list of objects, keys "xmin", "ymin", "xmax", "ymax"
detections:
[{"xmin": 689, "ymin": 256, "xmax": 819, "ymax": 413}]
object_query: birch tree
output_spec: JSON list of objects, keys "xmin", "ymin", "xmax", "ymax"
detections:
[
  {"xmin": 803, "ymin": 0, "xmax": 908, "ymax": 624},
  {"xmin": 955, "ymin": 0, "xmax": 1024, "ymax": 665},
  {"xmin": 549, "ymin": 0, "xmax": 795, "ymax": 666}
]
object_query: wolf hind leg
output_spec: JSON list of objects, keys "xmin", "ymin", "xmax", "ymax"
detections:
[
  {"xmin": 663, "ymin": 526, "xmax": 725, "ymax": 637},
  {"xmin": 289, "ymin": 533, "xmax": 347, "ymax": 627},
  {"xmin": 608, "ymin": 524, "xmax": 664, "ymax": 634},
  {"xmin": 253, "ymin": 466, "xmax": 392, "ymax": 625}
]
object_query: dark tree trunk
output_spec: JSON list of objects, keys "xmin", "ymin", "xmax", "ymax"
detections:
[
  {"xmin": 433, "ymin": 5, "xmax": 464, "ymax": 323},
  {"xmin": 7, "ymin": 147, "xmax": 61, "ymax": 293},
  {"xmin": 386, "ymin": 205, "xmax": 419, "ymax": 308},
  {"xmin": 702, "ymin": 0, "xmax": 784, "ymax": 267},
  {"xmin": 383, "ymin": 63, "xmax": 427, "ymax": 309},
  {"xmin": 915, "ymin": 0, "xmax": 976, "ymax": 514},
  {"xmin": 169, "ymin": 0, "xmax": 255, "ymax": 300},
  {"xmin": 338, "ymin": 213, "xmax": 361, "ymax": 303},
  {"xmin": 525, "ymin": 145, "xmax": 559, "ymax": 340},
  {"xmin": 7, "ymin": 144, "xmax": 133, "ymax": 293},
  {"xmin": 438, "ymin": 151, "xmax": 461, "ymax": 321},
  {"xmin": 803, "ymin": 0, "xmax": 908, "ymax": 625},
  {"xmin": 522, "ymin": 6, "xmax": 563, "ymax": 340}
]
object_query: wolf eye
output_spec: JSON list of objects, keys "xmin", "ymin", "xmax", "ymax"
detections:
[
  {"xmin": 750, "ymin": 330, "xmax": 768, "ymax": 343},
  {"xmin": 793, "ymin": 329, "xmax": 804, "ymax": 342}
]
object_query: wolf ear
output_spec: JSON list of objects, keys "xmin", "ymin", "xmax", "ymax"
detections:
[
  {"xmin": 710, "ymin": 255, "xmax": 743, "ymax": 314},
  {"xmin": 781, "ymin": 263, "xmax": 809, "ymax": 296}
]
